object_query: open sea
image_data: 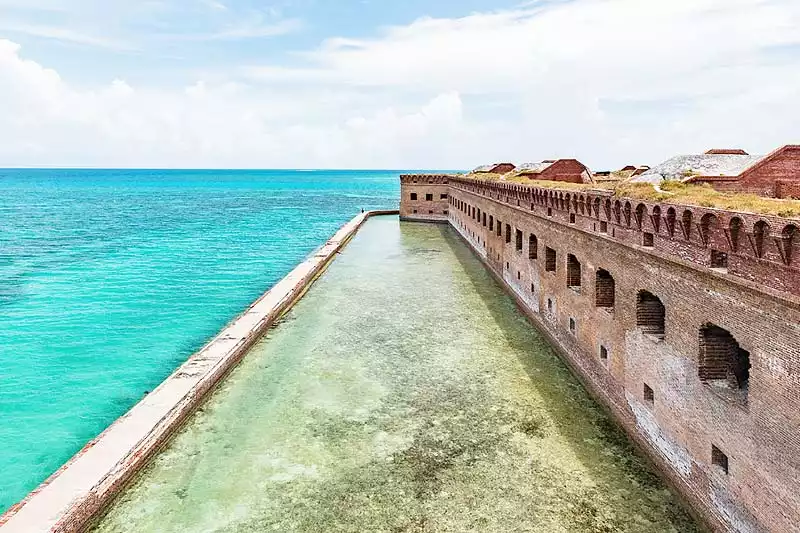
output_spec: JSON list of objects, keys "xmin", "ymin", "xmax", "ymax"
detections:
[{"xmin": 0, "ymin": 169, "xmax": 412, "ymax": 512}]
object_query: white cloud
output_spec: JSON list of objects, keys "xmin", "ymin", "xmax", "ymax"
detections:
[{"xmin": 1, "ymin": 0, "xmax": 799, "ymax": 168}]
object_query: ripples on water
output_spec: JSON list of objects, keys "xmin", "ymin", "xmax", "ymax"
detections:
[
  {"xmin": 95, "ymin": 219, "xmax": 701, "ymax": 533},
  {"xmin": 0, "ymin": 169, "xmax": 403, "ymax": 511}
]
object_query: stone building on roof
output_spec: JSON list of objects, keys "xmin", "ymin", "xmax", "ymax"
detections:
[
  {"xmin": 472, "ymin": 163, "xmax": 517, "ymax": 175},
  {"xmin": 516, "ymin": 159, "xmax": 593, "ymax": 184},
  {"xmin": 634, "ymin": 145, "xmax": 800, "ymax": 198}
]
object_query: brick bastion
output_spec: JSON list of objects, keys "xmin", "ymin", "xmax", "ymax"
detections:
[
  {"xmin": 400, "ymin": 173, "xmax": 800, "ymax": 533},
  {"xmin": 0, "ymin": 210, "xmax": 399, "ymax": 533}
]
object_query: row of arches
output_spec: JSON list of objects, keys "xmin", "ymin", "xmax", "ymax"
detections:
[{"xmin": 451, "ymin": 179, "xmax": 798, "ymax": 266}]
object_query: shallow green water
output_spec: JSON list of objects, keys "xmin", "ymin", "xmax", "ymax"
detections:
[{"xmin": 95, "ymin": 217, "xmax": 700, "ymax": 533}]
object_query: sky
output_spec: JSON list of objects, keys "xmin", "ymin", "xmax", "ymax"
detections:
[{"xmin": 0, "ymin": 0, "xmax": 799, "ymax": 169}]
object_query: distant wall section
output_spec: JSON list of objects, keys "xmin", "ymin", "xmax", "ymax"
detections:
[{"xmin": 400, "ymin": 174, "xmax": 450, "ymax": 222}]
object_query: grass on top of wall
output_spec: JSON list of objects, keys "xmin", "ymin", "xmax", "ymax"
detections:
[{"xmin": 463, "ymin": 173, "xmax": 800, "ymax": 219}]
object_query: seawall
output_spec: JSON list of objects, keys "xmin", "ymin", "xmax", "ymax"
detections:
[{"xmin": 0, "ymin": 210, "xmax": 398, "ymax": 533}]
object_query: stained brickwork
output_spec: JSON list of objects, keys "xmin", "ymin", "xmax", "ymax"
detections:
[
  {"xmin": 399, "ymin": 175, "xmax": 449, "ymax": 222},
  {"xmin": 691, "ymin": 145, "xmax": 800, "ymax": 198},
  {"xmin": 402, "ymin": 173, "xmax": 800, "ymax": 533}
]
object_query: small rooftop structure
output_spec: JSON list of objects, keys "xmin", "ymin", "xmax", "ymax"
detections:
[
  {"xmin": 634, "ymin": 145, "xmax": 800, "ymax": 198},
  {"xmin": 472, "ymin": 163, "xmax": 516, "ymax": 175},
  {"xmin": 705, "ymin": 148, "xmax": 749, "ymax": 155},
  {"xmin": 517, "ymin": 159, "xmax": 593, "ymax": 184}
]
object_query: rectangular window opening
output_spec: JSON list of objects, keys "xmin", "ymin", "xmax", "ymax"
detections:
[
  {"xmin": 643, "ymin": 232, "xmax": 654, "ymax": 247},
  {"xmin": 712, "ymin": 445, "xmax": 729, "ymax": 474},
  {"xmin": 643, "ymin": 383, "xmax": 654, "ymax": 405},
  {"xmin": 711, "ymin": 250, "xmax": 728, "ymax": 270},
  {"xmin": 410, "ymin": 193, "xmax": 418, "ymax": 201},
  {"xmin": 426, "ymin": 193, "xmax": 433, "ymax": 201},
  {"xmin": 545, "ymin": 247, "xmax": 557, "ymax": 272},
  {"xmin": 600, "ymin": 345, "xmax": 609, "ymax": 361}
]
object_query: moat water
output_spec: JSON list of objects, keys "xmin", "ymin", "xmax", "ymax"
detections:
[
  {"xmin": 95, "ymin": 217, "xmax": 701, "ymax": 533},
  {"xmin": 0, "ymin": 169, "xmax": 402, "ymax": 511}
]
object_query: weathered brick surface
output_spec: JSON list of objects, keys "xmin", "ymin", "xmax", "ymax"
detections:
[
  {"xmin": 693, "ymin": 145, "xmax": 800, "ymax": 198},
  {"xmin": 399, "ymin": 174, "xmax": 450, "ymax": 222},
  {"xmin": 402, "ymin": 174, "xmax": 800, "ymax": 533}
]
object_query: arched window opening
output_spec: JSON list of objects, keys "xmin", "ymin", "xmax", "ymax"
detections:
[
  {"xmin": 681, "ymin": 210, "xmax": 693, "ymax": 240},
  {"xmin": 635, "ymin": 203, "xmax": 646, "ymax": 230},
  {"xmin": 728, "ymin": 217, "xmax": 742, "ymax": 252},
  {"xmin": 700, "ymin": 213, "xmax": 718, "ymax": 247},
  {"xmin": 613, "ymin": 201, "xmax": 622, "ymax": 224},
  {"xmin": 567, "ymin": 254, "xmax": 582, "ymax": 290},
  {"xmin": 779, "ymin": 224, "xmax": 797, "ymax": 266},
  {"xmin": 651, "ymin": 206, "xmax": 661, "ymax": 234},
  {"xmin": 594, "ymin": 197, "xmax": 602, "ymax": 218},
  {"xmin": 529, "ymin": 234, "xmax": 538, "ymax": 260},
  {"xmin": 595, "ymin": 269, "xmax": 615, "ymax": 309},
  {"xmin": 699, "ymin": 324, "xmax": 750, "ymax": 392},
  {"xmin": 623, "ymin": 202, "xmax": 632, "ymax": 227},
  {"xmin": 666, "ymin": 207, "xmax": 677, "ymax": 237},
  {"xmin": 636, "ymin": 291, "xmax": 665, "ymax": 337},
  {"xmin": 604, "ymin": 199, "xmax": 612, "ymax": 220},
  {"xmin": 753, "ymin": 220, "xmax": 769, "ymax": 258}
]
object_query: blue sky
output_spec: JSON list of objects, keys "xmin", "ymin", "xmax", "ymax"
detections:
[{"xmin": 0, "ymin": 0, "xmax": 798, "ymax": 168}]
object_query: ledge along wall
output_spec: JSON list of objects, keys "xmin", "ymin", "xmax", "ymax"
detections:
[
  {"xmin": 400, "ymin": 174, "xmax": 800, "ymax": 533},
  {"xmin": 0, "ymin": 210, "xmax": 399, "ymax": 533}
]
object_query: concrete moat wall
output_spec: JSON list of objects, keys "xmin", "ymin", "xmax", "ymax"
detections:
[{"xmin": 400, "ymin": 175, "xmax": 800, "ymax": 533}]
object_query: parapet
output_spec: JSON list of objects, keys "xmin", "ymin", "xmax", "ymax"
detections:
[
  {"xmin": 449, "ymin": 175, "xmax": 800, "ymax": 299},
  {"xmin": 400, "ymin": 174, "xmax": 453, "ymax": 185}
]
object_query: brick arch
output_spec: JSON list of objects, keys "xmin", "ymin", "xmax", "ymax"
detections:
[
  {"xmin": 613, "ymin": 200, "xmax": 622, "ymax": 224},
  {"xmin": 681, "ymin": 209, "xmax": 693, "ymax": 240},
  {"xmin": 779, "ymin": 224, "xmax": 798, "ymax": 265},
  {"xmin": 572, "ymin": 195, "xmax": 579, "ymax": 212},
  {"xmin": 565, "ymin": 193, "xmax": 572, "ymax": 211},
  {"xmin": 699, "ymin": 323, "xmax": 750, "ymax": 391},
  {"xmin": 699, "ymin": 213, "xmax": 720, "ymax": 247},
  {"xmin": 604, "ymin": 199, "xmax": 612, "ymax": 220},
  {"xmin": 651, "ymin": 205, "xmax": 662, "ymax": 233},
  {"xmin": 623, "ymin": 201, "xmax": 632, "ymax": 227},
  {"xmin": 666, "ymin": 207, "xmax": 677, "ymax": 237},
  {"xmin": 727, "ymin": 217, "xmax": 743, "ymax": 252},
  {"xmin": 579, "ymin": 195, "xmax": 586, "ymax": 215},
  {"xmin": 752, "ymin": 220, "xmax": 770, "ymax": 258},
  {"xmin": 637, "ymin": 290, "xmax": 665, "ymax": 337},
  {"xmin": 593, "ymin": 197, "xmax": 602, "ymax": 218},
  {"xmin": 634, "ymin": 203, "xmax": 647, "ymax": 230}
]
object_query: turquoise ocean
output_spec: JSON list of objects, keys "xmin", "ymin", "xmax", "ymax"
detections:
[{"xmin": 0, "ymin": 169, "xmax": 416, "ymax": 512}]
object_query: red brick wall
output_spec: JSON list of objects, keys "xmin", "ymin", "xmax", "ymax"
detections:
[
  {"xmin": 399, "ymin": 175, "xmax": 450, "ymax": 221},
  {"xmin": 492, "ymin": 163, "xmax": 516, "ymax": 174},
  {"xmin": 403, "ymin": 174, "xmax": 800, "ymax": 533},
  {"xmin": 538, "ymin": 159, "xmax": 591, "ymax": 184},
  {"xmin": 719, "ymin": 146, "xmax": 800, "ymax": 198},
  {"xmin": 776, "ymin": 180, "xmax": 800, "ymax": 199}
]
